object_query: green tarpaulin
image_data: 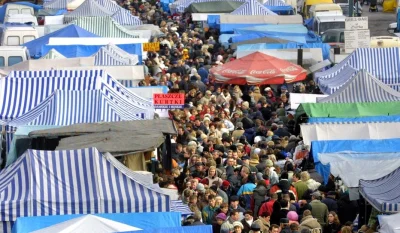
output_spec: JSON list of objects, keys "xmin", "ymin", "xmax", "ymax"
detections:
[
  {"xmin": 296, "ymin": 101, "xmax": 400, "ymax": 118},
  {"xmin": 187, "ymin": 1, "xmax": 244, "ymax": 13}
]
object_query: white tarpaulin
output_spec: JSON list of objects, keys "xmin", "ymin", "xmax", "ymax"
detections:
[
  {"xmin": 31, "ymin": 215, "xmax": 142, "ymax": 233},
  {"xmin": 378, "ymin": 212, "xmax": 400, "ymax": 233},
  {"xmin": 300, "ymin": 122, "xmax": 400, "ymax": 145},
  {"xmin": 48, "ymin": 37, "xmax": 148, "ymax": 45},
  {"xmin": 289, "ymin": 93, "xmax": 328, "ymax": 109},
  {"xmin": 319, "ymin": 152, "xmax": 400, "ymax": 187},
  {"xmin": 191, "ymin": 13, "xmax": 223, "ymax": 21},
  {"xmin": 236, "ymin": 49, "xmax": 323, "ymax": 66}
]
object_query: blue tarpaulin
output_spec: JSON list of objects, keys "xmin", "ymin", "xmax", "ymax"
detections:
[
  {"xmin": 308, "ymin": 115, "xmax": 400, "ymax": 123},
  {"xmin": 311, "ymin": 139, "xmax": 400, "ymax": 184},
  {"xmin": 230, "ymin": 32, "xmax": 307, "ymax": 44},
  {"xmin": 207, "ymin": 15, "xmax": 220, "ymax": 28},
  {"xmin": 41, "ymin": 44, "xmax": 143, "ymax": 63},
  {"xmin": 0, "ymin": 2, "xmax": 43, "ymax": 23},
  {"xmin": 220, "ymin": 23, "xmax": 268, "ymax": 33},
  {"xmin": 237, "ymin": 42, "xmax": 330, "ymax": 60},
  {"xmin": 265, "ymin": 5, "xmax": 293, "ymax": 14},
  {"xmin": 234, "ymin": 24, "xmax": 307, "ymax": 34},
  {"xmin": 23, "ymin": 24, "xmax": 99, "ymax": 58},
  {"xmin": 13, "ymin": 212, "xmax": 181, "ymax": 233},
  {"xmin": 161, "ymin": 0, "xmax": 174, "ymax": 12}
]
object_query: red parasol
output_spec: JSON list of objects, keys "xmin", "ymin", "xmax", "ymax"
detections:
[{"xmin": 210, "ymin": 52, "xmax": 307, "ymax": 85}]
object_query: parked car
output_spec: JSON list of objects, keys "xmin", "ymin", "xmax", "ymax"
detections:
[{"xmin": 321, "ymin": 28, "xmax": 345, "ymax": 47}]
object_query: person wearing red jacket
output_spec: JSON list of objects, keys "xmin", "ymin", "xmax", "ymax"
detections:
[{"xmin": 258, "ymin": 193, "xmax": 278, "ymax": 217}]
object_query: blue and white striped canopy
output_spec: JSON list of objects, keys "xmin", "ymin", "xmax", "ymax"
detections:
[
  {"xmin": 264, "ymin": 0, "xmax": 287, "ymax": 6},
  {"xmin": 64, "ymin": 0, "xmax": 113, "ymax": 23},
  {"xmin": 317, "ymin": 70, "xmax": 400, "ymax": 103},
  {"xmin": 316, "ymin": 48, "xmax": 400, "ymax": 92},
  {"xmin": 360, "ymin": 166, "xmax": 400, "ymax": 213},
  {"xmin": 7, "ymin": 89, "xmax": 145, "ymax": 127},
  {"xmin": 94, "ymin": 44, "xmax": 139, "ymax": 66},
  {"xmin": 112, "ymin": 8, "xmax": 143, "ymax": 26},
  {"xmin": 96, "ymin": 0, "xmax": 121, "ymax": 13},
  {"xmin": 43, "ymin": 0, "xmax": 71, "ymax": 9},
  {"xmin": 231, "ymin": 0, "xmax": 277, "ymax": 15},
  {"xmin": 0, "ymin": 147, "xmax": 170, "ymax": 233},
  {"xmin": 0, "ymin": 69, "xmax": 153, "ymax": 122},
  {"xmin": 317, "ymin": 64, "xmax": 358, "ymax": 94}
]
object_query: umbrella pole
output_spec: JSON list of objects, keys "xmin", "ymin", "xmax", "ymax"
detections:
[{"xmin": 297, "ymin": 45, "xmax": 303, "ymax": 67}]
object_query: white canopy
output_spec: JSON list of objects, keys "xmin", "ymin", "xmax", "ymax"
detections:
[
  {"xmin": 31, "ymin": 215, "xmax": 142, "ymax": 233},
  {"xmin": 378, "ymin": 212, "xmax": 400, "ymax": 233},
  {"xmin": 289, "ymin": 93, "xmax": 328, "ymax": 109},
  {"xmin": 319, "ymin": 152, "xmax": 400, "ymax": 187},
  {"xmin": 300, "ymin": 122, "xmax": 400, "ymax": 146}
]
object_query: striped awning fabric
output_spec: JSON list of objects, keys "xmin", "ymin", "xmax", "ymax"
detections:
[
  {"xmin": 0, "ymin": 147, "xmax": 171, "ymax": 232},
  {"xmin": 231, "ymin": 0, "xmax": 277, "ymax": 15}
]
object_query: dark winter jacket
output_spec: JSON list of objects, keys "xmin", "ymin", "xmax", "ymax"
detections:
[{"xmin": 252, "ymin": 185, "xmax": 269, "ymax": 217}]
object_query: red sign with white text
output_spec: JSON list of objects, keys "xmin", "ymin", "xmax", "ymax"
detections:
[{"xmin": 153, "ymin": 93, "xmax": 185, "ymax": 109}]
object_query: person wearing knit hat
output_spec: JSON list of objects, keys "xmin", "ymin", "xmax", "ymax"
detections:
[
  {"xmin": 196, "ymin": 183, "xmax": 205, "ymax": 193},
  {"xmin": 287, "ymin": 211, "xmax": 299, "ymax": 225},
  {"xmin": 214, "ymin": 213, "xmax": 227, "ymax": 233}
]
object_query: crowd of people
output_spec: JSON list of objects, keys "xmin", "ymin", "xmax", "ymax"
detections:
[{"xmin": 115, "ymin": 0, "xmax": 371, "ymax": 232}]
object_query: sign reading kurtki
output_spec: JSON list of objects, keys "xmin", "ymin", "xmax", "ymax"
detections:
[
  {"xmin": 143, "ymin": 42, "xmax": 160, "ymax": 52},
  {"xmin": 153, "ymin": 93, "xmax": 185, "ymax": 109},
  {"xmin": 345, "ymin": 17, "xmax": 368, "ymax": 30}
]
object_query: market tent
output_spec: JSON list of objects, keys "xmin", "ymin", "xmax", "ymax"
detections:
[
  {"xmin": 0, "ymin": 69, "xmax": 152, "ymax": 122},
  {"xmin": 300, "ymin": 122, "xmax": 400, "ymax": 146},
  {"xmin": 72, "ymin": 16, "xmax": 140, "ymax": 38},
  {"xmin": 41, "ymin": 44, "xmax": 143, "ymax": 63},
  {"xmin": 14, "ymin": 212, "xmax": 181, "ymax": 233},
  {"xmin": 7, "ymin": 89, "xmax": 145, "ymax": 128},
  {"xmin": 28, "ymin": 119, "xmax": 176, "ymax": 154},
  {"xmin": 43, "ymin": 0, "xmax": 70, "ymax": 9},
  {"xmin": 360, "ymin": 167, "xmax": 400, "ymax": 213},
  {"xmin": 311, "ymin": 139, "xmax": 400, "ymax": 184},
  {"xmin": 187, "ymin": 1, "xmax": 245, "ymax": 13},
  {"xmin": 112, "ymin": 8, "xmax": 143, "ymax": 25},
  {"xmin": 40, "ymin": 49, "xmax": 66, "ymax": 59},
  {"xmin": 23, "ymin": 24, "xmax": 99, "ymax": 58},
  {"xmin": 318, "ymin": 151, "xmax": 400, "ymax": 187},
  {"xmin": 131, "ymin": 225, "xmax": 213, "ymax": 233},
  {"xmin": 317, "ymin": 64, "xmax": 358, "ymax": 94},
  {"xmin": 230, "ymin": 0, "xmax": 277, "ymax": 15},
  {"xmin": 211, "ymin": 51, "xmax": 307, "ymax": 85},
  {"xmin": 378, "ymin": 213, "xmax": 400, "ymax": 233},
  {"xmin": 317, "ymin": 70, "xmax": 400, "ymax": 103},
  {"xmin": 315, "ymin": 48, "xmax": 400, "ymax": 92},
  {"xmin": 31, "ymin": 215, "xmax": 141, "ymax": 233},
  {"xmin": 64, "ymin": 0, "xmax": 113, "ymax": 23},
  {"xmin": 93, "ymin": 44, "xmax": 139, "ymax": 66},
  {"xmin": 295, "ymin": 101, "xmax": 400, "ymax": 118},
  {"xmin": 0, "ymin": 148, "xmax": 171, "ymax": 233},
  {"xmin": 230, "ymin": 32, "xmax": 307, "ymax": 44},
  {"xmin": 95, "ymin": 0, "xmax": 121, "ymax": 13}
]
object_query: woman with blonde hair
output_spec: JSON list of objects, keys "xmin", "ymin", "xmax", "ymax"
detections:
[
  {"xmin": 206, "ymin": 166, "xmax": 223, "ymax": 187},
  {"xmin": 300, "ymin": 171, "xmax": 321, "ymax": 191}
]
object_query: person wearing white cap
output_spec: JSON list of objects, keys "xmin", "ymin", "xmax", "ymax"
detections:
[{"xmin": 233, "ymin": 221, "xmax": 244, "ymax": 233}]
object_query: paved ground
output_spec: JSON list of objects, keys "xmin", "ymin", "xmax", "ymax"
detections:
[{"xmin": 363, "ymin": 4, "xmax": 396, "ymax": 36}]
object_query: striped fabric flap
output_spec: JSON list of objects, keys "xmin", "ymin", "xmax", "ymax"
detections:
[{"xmin": 231, "ymin": 0, "xmax": 277, "ymax": 15}]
